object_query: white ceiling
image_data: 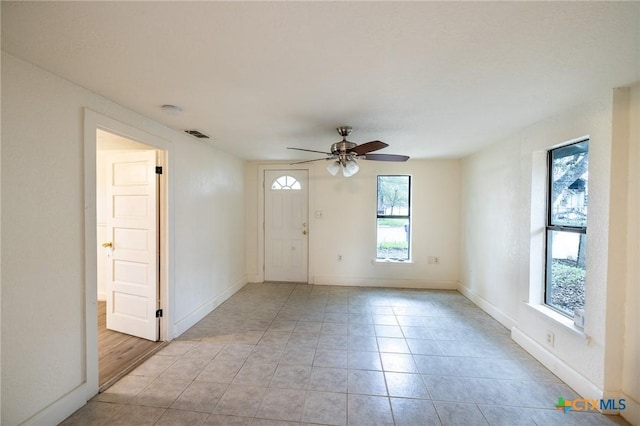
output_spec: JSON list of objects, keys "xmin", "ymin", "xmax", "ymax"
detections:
[{"xmin": 3, "ymin": 1, "xmax": 639, "ymax": 161}]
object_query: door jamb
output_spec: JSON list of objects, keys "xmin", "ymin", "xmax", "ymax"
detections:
[
  {"xmin": 258, "ymin": 164, "xmax": 312, "ymax": 284},
  {"xmin": 83, "ymin": 109, "xmax": 174, "ymax": 398}
]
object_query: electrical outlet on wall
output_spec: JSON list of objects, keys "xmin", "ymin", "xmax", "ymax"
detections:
[{"xmin": 545, "ymin": 330, "xmax": 555, "ymax": 347}]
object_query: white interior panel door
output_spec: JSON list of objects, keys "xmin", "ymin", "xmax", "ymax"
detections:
[
  {"xmin": 264, "ymin": 170, "xmax": 309, "ymax": 282},
  {"xmin": 105, "ymin": 150, "xmax": 159, "ymax": 341}
]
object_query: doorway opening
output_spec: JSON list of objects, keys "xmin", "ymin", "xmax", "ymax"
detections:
[
  {"xmin": 97, "ymin": 301, "xmax": 163, "ymax": 389},
  {"xmin": 96, "ymin": 129, "xmax": 165, "ymax": 390}
]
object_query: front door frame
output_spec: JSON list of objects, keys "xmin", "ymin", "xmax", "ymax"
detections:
[
  {"xmin": 257, "ymin": 164, "xmax": 313, "ymax": 284},
  {"xmin": 83, "ymin": 109, "xmax": 174, "ymax": 397}
]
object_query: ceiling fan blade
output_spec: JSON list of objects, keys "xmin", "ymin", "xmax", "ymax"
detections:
[
  {"xmin": 362, "ymin": 153, "xmax": 410, "ymax": 162},
  {"xmin": 289, "ymin": 157, "xmax": 330, "ymax": 165},
  {"xmin": 349, "ymin": 140, "xmax": 389, "ymax": 155},
  {"xmin": 287, "ymin": 147, "xmax": 333, "ymax": 155}
]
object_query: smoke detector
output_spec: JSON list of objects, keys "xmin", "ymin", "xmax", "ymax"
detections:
[{"xmin": 161, "ymin": 104, "xmax": 182, "ymax": 115}]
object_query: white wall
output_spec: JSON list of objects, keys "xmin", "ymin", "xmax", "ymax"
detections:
[
  {"xmin": 621, "ymin": 83, "xmax": 640, "ymax": 424},
  {"xmin": 172, "ymin": 135, "xmax": 246, "ymax": 336},
  {"xmin": 1, "ymin": 52, "xmax": 246, "ymax": 425},
  {"xmin": 460, "ymin": 84, "xmax": 639, "ymax": 424},
  {"xmin": 247, "ymin": 158, "xmax": 461, "ymax": 288},
  {"xmin": 0, "ymin": 8, "xmax": 3, "ymax": 421},
  {"xmin": 459, "ymin": 141, "xmax": 521, "ymax": 327}
]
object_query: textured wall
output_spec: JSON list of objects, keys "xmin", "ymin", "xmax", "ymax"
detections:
[
  {"xmin": 1, "ymin": 52, "xmax": 246, "ymax": 425},
  {"xmin": 460, "ymin": 86, "xmax": 639, "ymax": 410},
  {"xmin": 621, "ymin": 83, "xmax": 640, "ymax": 423},
  {"xmin": 246, "ymin": 159, "xmax": 461, "ymax": 288}
]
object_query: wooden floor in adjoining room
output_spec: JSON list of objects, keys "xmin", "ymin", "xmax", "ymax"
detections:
[{"xmin": 98, "ymin": 301, "xmax": 162, "ymax": 389}]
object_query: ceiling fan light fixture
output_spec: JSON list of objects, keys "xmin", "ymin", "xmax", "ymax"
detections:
[
  {"xmin": 327, "ymin": 160, "xmax": 341, "ymax": 176},
  {"xmin": 287, "ymin": 125, "xmax": 409, "ymax": 172},
  {"xmin": 342, "ymin": 159, "xmax": 359, "ymax": 177}
]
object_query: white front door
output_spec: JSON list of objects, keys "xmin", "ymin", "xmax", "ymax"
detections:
[
  {"xmin": 105, "ymin": 150, "xmax": 159, "ymax": 341},
  {"xmin": 264, "ymin": 170, "xmax": 309, "ymax": 282}
]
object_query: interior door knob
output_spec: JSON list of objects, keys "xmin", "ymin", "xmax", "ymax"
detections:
[
  {"xmin": 102, "ymin": 242, "xmax": 113, "ymax": 248},
  {"xmin": 302, "ymin": 230, "xmax": 307, "ymax": 235}
]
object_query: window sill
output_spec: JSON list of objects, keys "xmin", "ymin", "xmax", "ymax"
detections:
[
  {"xmin": 372, "ymin": 259, "xmax": 413, "ymax": 264},
  {"xmin": 525, "ymin": 303, "xmax": 590, "ymax": 340}
]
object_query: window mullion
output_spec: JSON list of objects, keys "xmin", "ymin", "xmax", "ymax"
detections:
[{"xmin": 547, "ymin": 225, "xmax": 586, "ymax": 234}]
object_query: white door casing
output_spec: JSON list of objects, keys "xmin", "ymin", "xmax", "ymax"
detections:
[
  {"xmin": 264, "ymin": 170, "xmax": 309, "ymax": 282},
  {"xmin": 105, "ymin": 150, "xmax": 159, "ymax": 341}
]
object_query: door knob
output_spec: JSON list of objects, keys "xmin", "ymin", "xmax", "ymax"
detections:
[
  {"xmin": 102, "ymin": 242, "xmax": 113, "ymax": 248},
  {"xmin": 302, "ymin": 230, "xmax": 307, "ymax": 235}
]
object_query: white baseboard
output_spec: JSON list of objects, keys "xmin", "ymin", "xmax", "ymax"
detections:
[
  {"xmin": 457, "ymin": 284, "xmax": 517, "ymax": 329},
  {"xmin": 620, "ymin": 392, "xmax": 639, "ymax": 425},
  {"xmin": 313, "ymin": 276, "xmax": 458, "ymax": 289},
  {"xmin": 21, "ymin": 383, "xmax": 87, "ymax": 426},
  {"xmin": 512, "ymin": 326, "xmax": 603, "ymax": 401},
  {"xmin": 173, "ymin": 276, "xmax": 247, "ymax": 337}
]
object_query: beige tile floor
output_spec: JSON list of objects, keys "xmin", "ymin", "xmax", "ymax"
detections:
[{"xmin": 62, "ymin": 283, "xmax": 629, "ymax": 425}]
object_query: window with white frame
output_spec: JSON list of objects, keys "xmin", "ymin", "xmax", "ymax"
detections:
[
  {"xmin": 271, "ymin": 175, "xmax": 301, "ymax": 190},
  {"xmin": 545, "ymin": 140, "xmax": 588, "ymax": 317},
  {"xmin": 376, "ymin": 175, "xmax": 411, "ymax": 260}
]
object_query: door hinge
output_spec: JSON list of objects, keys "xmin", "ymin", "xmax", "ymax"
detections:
[
  {"xmin": 155, "ymin": 166, "xmax": 163, "ymax": 175},
  {"xmin": 155, "ymin": 309, "xmax": 163, "ymax": 318}
]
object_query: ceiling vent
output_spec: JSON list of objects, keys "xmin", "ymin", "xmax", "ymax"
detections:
[{"xmin": 184, "ymin": 129, "xmax": 210, "ymax": 139}]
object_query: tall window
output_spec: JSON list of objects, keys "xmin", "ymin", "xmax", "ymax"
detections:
[
  {"xmin": 377, "ymin": 175, "xmax": 411, "ymax": 260},
  {"xmin": 546, "ymin": 140, "xmax": 588, "ymax": 317}
]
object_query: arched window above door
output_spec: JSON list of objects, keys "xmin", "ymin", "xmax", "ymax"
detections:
[{"xmin": 271, "ymin": 175, "xmax": 301, "ymax": 190}]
